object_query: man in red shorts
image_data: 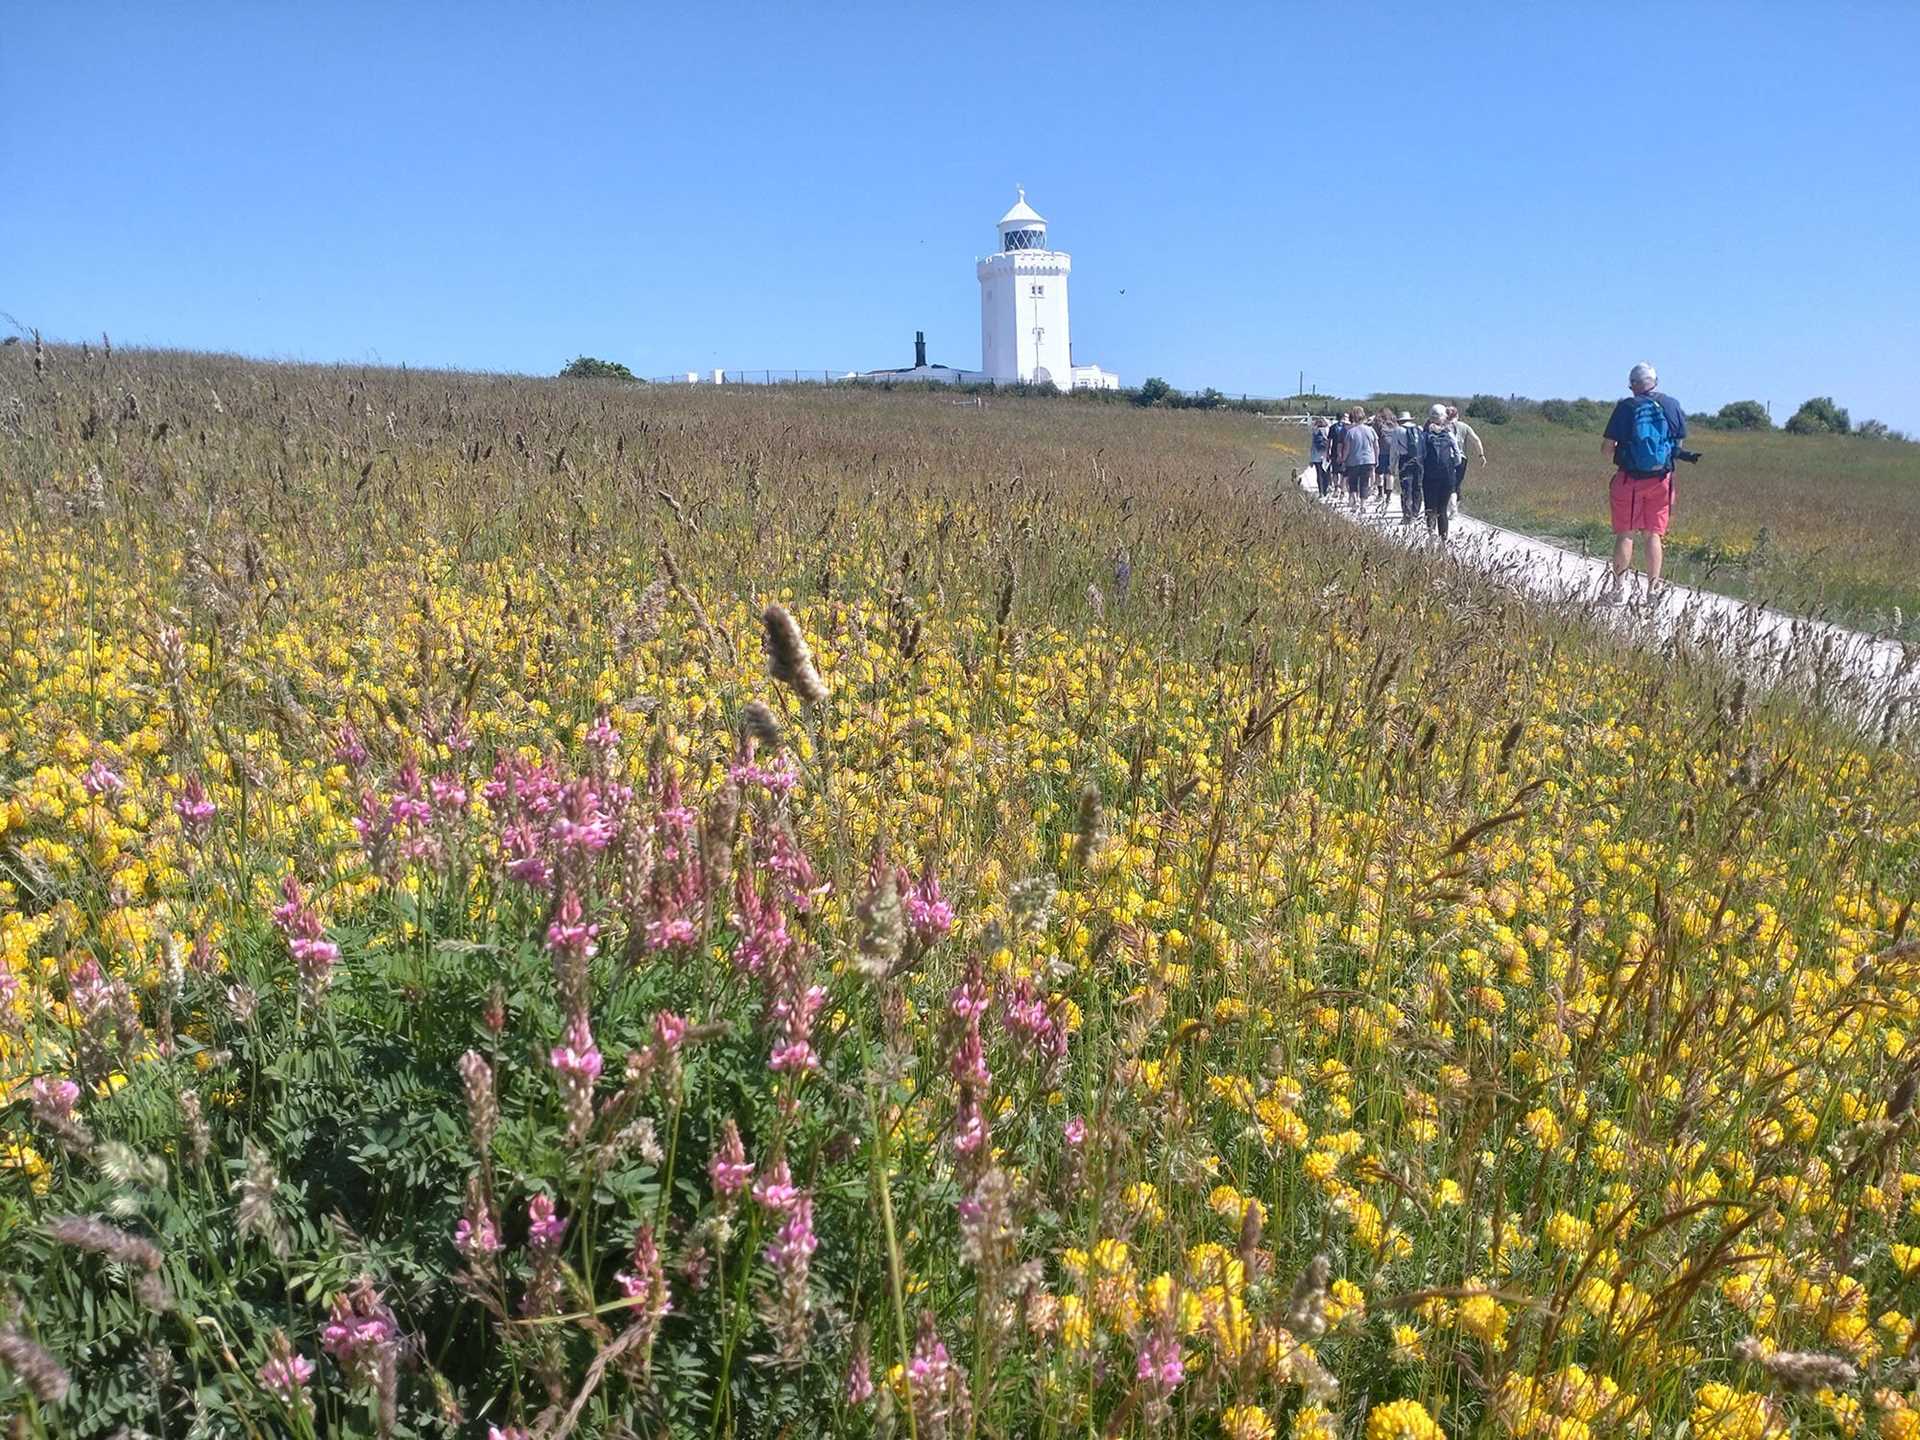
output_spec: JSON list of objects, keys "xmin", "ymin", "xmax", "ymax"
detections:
[{"xmin": 1601, "ymin": 362, "xmax": 1687, "ymax": 602}]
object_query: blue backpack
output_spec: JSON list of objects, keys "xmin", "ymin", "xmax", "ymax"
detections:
[{"xmin": 1619, "ymin": 395, "xmax": 1675, "ymax": 475}]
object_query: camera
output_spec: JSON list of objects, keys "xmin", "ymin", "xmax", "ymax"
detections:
[{"xmin": 1674, "ymin": 449, "xmax": 1702, "ymax": 465}]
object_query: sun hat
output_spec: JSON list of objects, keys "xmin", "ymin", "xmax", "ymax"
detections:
[{"xmin": 1398, "ymin": 411, "xmax": 1413, "ymax": 422}]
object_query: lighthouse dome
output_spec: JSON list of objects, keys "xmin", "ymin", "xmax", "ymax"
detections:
[{"xmin": 996, "ymin": 187, "xmax": 1049, "ymax": 251}]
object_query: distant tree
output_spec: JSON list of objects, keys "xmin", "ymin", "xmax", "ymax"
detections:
[
  {"xmin": 1464, "ymin": 394, "xmax": 1513, "ymax": 426},
  {"xmin": 1785, "ymin": 396, "xmax": 1850, "ymax": 435},
  {"xmin": 1858, "ymin": 418, "xmax": 1891, "ymax": 440},
  {"xmin": 1715, "ymin": 400, "xmax": 1771, "ymax": 431},
  {"xmin": 560, "ymin": 356, "xmax": 640, "ymax": 382},
  {"xmin": 1538, "ymin": 398, "xmax": 1611, "ymax": 430},
  {"xmin": 1133, "ymin": 376, "xmax": 1173, "ymax": 407},
  {"xmin": 1179, "ymin": 387, "xmax": 1227, "ymax": 411}
]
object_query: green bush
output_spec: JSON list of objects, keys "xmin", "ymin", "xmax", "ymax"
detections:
[
  {"xmin": 1463, "ymin": 394, "xmax": 1513, "ymax": 426},
  {"xmin": 560, "ymin": 357, "xmax": 640, "ymax": 383},
  {"xmin": 1714, "ymin": 400, "xmax": 1771, "ymax": 431},
  {"xmin": 1785, "ymin": 396, "xmax": 1850, "ymax": 435},
  {"xmin": 1132, "ymin": 376, "xmax": 1173, "ymax": 407}
]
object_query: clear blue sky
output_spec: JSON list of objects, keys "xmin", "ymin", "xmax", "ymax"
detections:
[{"xmin": 5, "ymin": 2, "xmax": 1917, "ymax": 428}]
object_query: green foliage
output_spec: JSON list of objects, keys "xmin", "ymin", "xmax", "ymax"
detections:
[
  {"xmin": 1714, "ymin": 400, "xmax": 1771, "ymax": 431},
  {"xmin": 1786, "ymin": 395, "xmax": 1851, "ymax": 435},
  {"xmin": 559, "ymin": 356, "xmax": 640, "ymax": 383},
  {"xmin": 1133, "ymin": 376, "xmax": 1173, "ymax": 407},
  {"xmin": 1463, "ymin": 394, "xmax": 1513, "ymax": 426},
  {"xmin": 1536, "ymin": 398, "xmax": 1613, "ymax": 430}
]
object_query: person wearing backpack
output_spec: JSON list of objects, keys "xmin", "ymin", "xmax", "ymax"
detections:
[
  {"xmin": 1602, "ymin": 362, "xmax": 1688, "ymax": 600},
  {"xmin": 1326, "ymin": 413, "xmax": 1350, "ymax": 503},
  {"xmin": 1309, "ymin": 419, "xmax": 1333, "ymax": 496},
  {"xmin": 1396, "ymin": 411, "xmax": 1424, "ymax": 524},
  {"xmin": 1419, "ymin": 404, "xmax": 1463, "ymax": 540}
]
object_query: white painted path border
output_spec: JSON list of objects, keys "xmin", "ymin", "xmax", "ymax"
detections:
[{"xmin": 1293, "ymin": 468, "xmax": 1920, "ymax": 732}]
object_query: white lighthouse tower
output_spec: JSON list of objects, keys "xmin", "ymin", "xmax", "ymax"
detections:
[{"xmin": 977, "ymin": 189, "xmax": 1119, "ymax": 391}]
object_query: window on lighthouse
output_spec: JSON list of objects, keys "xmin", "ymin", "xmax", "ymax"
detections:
[
  {"xmin": 1030, "ymin": 284, "xmax": 1044, "ymax": 297},
  {"xmin": 1004, "ymin": 228, "xmax": 1043, "ymax": 251}
]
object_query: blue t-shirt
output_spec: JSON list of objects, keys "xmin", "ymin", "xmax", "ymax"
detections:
[{"xmin": 1604, "ymin": 391, "xmax": 1687, "ymax": 474}]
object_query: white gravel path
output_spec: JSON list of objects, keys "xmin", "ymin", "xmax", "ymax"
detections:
[{"xmin": 1294, "ymin": 467, "xmax": 1920, "ymax": 735}]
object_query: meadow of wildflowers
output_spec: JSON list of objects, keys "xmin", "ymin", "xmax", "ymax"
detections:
[{"xmin": 1, "ymin": 345, "xmax": 1917, "ymax": 1438}]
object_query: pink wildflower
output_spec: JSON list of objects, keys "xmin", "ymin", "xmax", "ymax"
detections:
[
  {"xmin": 752, "ymin": 1154, "xmax": 799, "ymax": 1213},
  {"xmin": 81, "ymin": 760, "xmax": 124, "ymax": 798},
  {"xmin": 526, "ymin": 1193, "xmax": 567, "ymax": 1252},
  {"xmin": 709, "ymin": 1119, "xmax": 752, "ymax": 1197},
  {"xmin": 428, "ymin": 773, "xmax": 468, "ymax": 814},
  {"xmin": 259, "ymin": 1332, "xmax": 316, "ymax": 1408},
  {"xmin": 905, "ymin": 865, "xmax": 954, "ymax": 944},
  {"xmin": 31, "ymin": 1075, "xmax": 81, "ymax": 1126},
  {"xmin": 332, "ymin": 722, "xmax": 369, "ymax": 768},
  {"xmin": 176, "ymin": 776, "xmax": 217, "ymax": 838},
  {"xmin": 545, "ymin": 887, "xmax": 600, "ymax": 961},
  {"xmin": 319, "ymin": 1279, "xmax": 398, "ymax": 1385},
  {"xmin": 549, "ymin": 1010, "xmax": 603, "ymax": 1143}
]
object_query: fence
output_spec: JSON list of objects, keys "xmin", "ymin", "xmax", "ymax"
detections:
[{"xmin": 645, "ymin": 369, "xmax": 858, "ymax": 386}]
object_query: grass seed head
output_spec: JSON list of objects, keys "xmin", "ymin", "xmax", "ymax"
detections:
[{"xmin": 762, "ymin": 603, "xmax": 828, "ymax": 705}]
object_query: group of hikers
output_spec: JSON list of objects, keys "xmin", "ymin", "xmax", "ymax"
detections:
[
  {"xmin": 1305, "ymin": 363, "xmax": 1692, "ymax": 602},
  {"xmin": 1308, "ymin": 403, "xmax": 1487, "ymax": 539}
]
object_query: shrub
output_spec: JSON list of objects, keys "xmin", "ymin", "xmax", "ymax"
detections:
[
  {"xmin": 1463, "ymin": 394, "xmax": 1513, "ymax": 426},
  {"xmin": 560, "ymin": 356, "xmax": 640, "ymax": 382},
  {"xmin": 1538, "ymin": 397, "xmax": 1611, "ymax": 430},
  {"xmin": 1785, "ymin": 396, "xmax": 1851, "ymax": 435},
  {"xmin": 1714, "ymin": 400, "xmax": 1771, "ymax": 431},
  {"xmin": 1133, "ymin": 376, "xmax": 1173, "ymax": 407}
]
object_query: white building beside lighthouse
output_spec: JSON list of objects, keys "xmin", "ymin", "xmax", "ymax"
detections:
[{"xmin": 977, "ymin": 190, "xmax": 1119, "ymax": 391}]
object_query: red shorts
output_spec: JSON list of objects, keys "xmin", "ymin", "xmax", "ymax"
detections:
[{"xmin": 1610, "ymin": 471, "xmax": 1672, "ymax": 535}]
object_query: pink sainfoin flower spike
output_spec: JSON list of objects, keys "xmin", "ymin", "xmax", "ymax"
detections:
[
  {"xmin": 615, "ymin": 1223, "xmax": 673, "ymax": 1360},
  {"xmin": 526, "ymin": 1193, "xmax": 568, "ymax": 1252},
  {"xmin": 271, "ymin": 876, "xmax": 340, "ymax": 997},
  {"xmin": 81, "ymin": 760, "xmax": 124, "ymax": 799},
  {"xmin": 751, "ymin": 1153, "xmax": 798, "ymax": 1213},
  {"xmin": 319, "ymin": 1279, "xmax": 397, "ymax": 1386},
  {"xmin": 332, "ymin": 722, "xmax": 369, "ymax": 769},
  {"xmin": 947, "ymin": 955, "xmax": 992, "ymax": 1165},
  {"xmin": 259, "ymin": 1331, "xmax": 316, "ymax": 1409},
  {"xmin": 1064, "ymin": 1116, "xmax": 1087, "ymax": 1146},
  {"xmin": 709, "ymin": 1118, "xmax": 752, "ymax": 1197},
  {"xmin": 428, "ymin": 772, "xmax": 468, "ymax": 815},
  {"xmin": 501, "ymin": 818, "xmax": 551, "ymax": 891},
  {"xmin": 585, "ymin": 708, "xmax": 620, "ymax": 755},
  {"xmin": 905, "ymin": 864, "xmax": 954, "ymax": 945},
  {"xmin": 454, "ymin": 1195, "xmax": 502, "ymax": 1258},
  {"xmin": 763, "ymin": 1190, "xmax": 818, "ymax": 1363},
  {"xmin": 176, "ymin": 776, "xmax": 216, "ymax": 838},
  {"xmin": 546, "ymin": 888, "xmax": 600, "ymax": 961},
  {"xmin": 31, "ymin": 1076, "xmax": 81, "ymax": 1126},
  {"xmin": 845, "ymin": 1341, "xmax": 875, "ymax": 1406},
  {"xmin": 552, "ymin": 779, "xmax": 614, "ymax": 859},
  {"xmin": 549, "ymin": 1011, "xmax": 603, "ymax": 1144}
]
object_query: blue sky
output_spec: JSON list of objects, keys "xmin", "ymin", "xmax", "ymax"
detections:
[{"xmin": 4, "ymin": 2, "xmax": 1917, "ymax": 427}]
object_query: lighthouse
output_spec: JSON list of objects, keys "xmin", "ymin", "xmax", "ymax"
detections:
[{"xmin": 977, "ymin": 190, "xmax": 1119, "ymax": 391}]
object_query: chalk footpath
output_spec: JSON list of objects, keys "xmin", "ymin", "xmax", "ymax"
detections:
[{"xmin": 1294, "ymin": 469, "xmax": 1920, "ymax": 730}]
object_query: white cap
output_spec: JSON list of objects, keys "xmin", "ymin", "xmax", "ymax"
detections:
[{"xmin": 1629, "ymin": 362, "xmax": 1657, "ymax": 390}]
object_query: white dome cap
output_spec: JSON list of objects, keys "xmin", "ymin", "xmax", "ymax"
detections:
[{"xmin": 997, "ymin": 186, "xmax": 1047, "ymax": 231}]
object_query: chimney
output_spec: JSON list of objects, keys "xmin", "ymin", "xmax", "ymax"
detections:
[{"xmin": 914, "ymin": 331, "xmax": 927, "ymax": 368}]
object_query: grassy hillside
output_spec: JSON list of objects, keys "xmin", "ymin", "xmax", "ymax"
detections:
[
  {"xmin": 1, "ymin": 348, "xmax": 1917, "ymax": 1437},
  {"xmin": 1393, "ymin": 405, "xmax": 1920, "ymax": 637}
]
